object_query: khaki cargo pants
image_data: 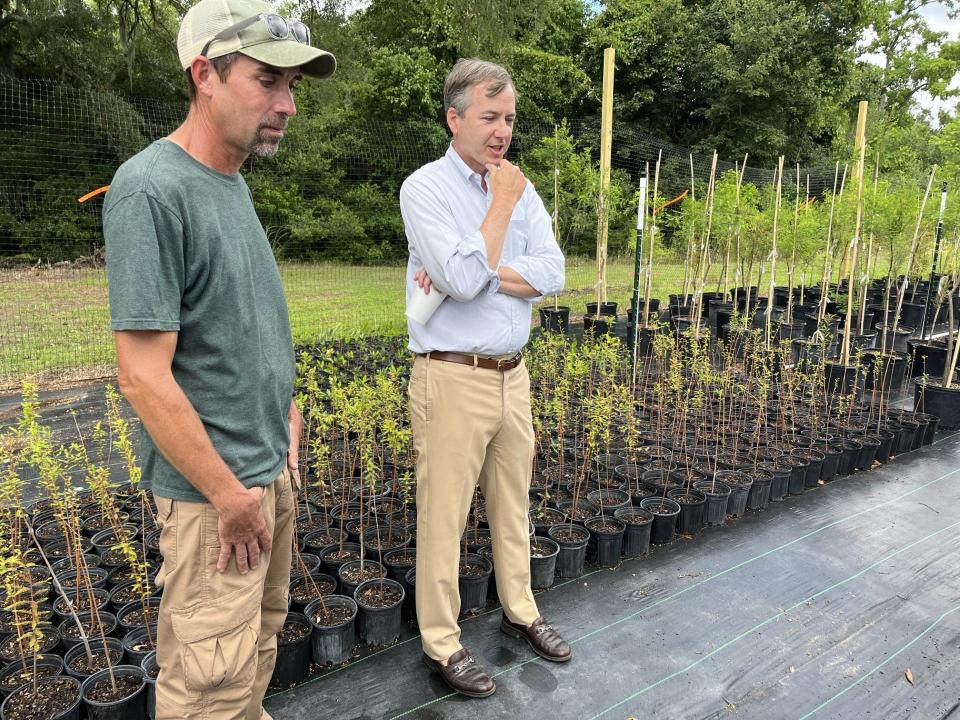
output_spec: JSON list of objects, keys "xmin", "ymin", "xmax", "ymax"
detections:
[{"xmin": 153, "ymin": 467, "xmax": 295, "ymax": 720}]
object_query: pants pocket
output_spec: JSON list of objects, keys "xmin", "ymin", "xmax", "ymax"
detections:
[{"xmin": 170, "ymin": 581, "xmax": 261, "ymax": 693}]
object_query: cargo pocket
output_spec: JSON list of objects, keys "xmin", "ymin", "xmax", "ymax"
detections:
[{"xmin": 170, "ymin": 581, "xmax": 261, "ymax": 693}]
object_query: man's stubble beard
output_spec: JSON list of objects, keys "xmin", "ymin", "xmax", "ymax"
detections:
[{"xmin": 249, "ymin": 124, "xmax": 283, "ymax": 158}]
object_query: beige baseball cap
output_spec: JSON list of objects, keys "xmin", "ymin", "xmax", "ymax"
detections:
[{"xmin": 178, "ymin": 0, "xmax": 336, "ymax": 79}]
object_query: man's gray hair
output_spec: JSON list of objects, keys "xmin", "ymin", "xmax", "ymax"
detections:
[{"xmin": 443, "ymin": 59, "xmax": 516, "ymax": 115}]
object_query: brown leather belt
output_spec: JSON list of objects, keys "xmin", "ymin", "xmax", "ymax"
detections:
[{"xmin": 422, "ymin": 350, "xmax": 523, "ymax": 371}]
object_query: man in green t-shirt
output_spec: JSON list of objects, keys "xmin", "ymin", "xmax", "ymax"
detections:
[{"xmin": 103, "ymin": 0, "xmax": 335, "ymax": 716}]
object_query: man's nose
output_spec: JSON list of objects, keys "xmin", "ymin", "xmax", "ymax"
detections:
[{"xmin": 275, "ymin": 88, "xmax": 297, "ymax": 117}]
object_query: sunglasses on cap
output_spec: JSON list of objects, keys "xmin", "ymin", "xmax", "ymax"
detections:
[{"xmin": 201, "ymin": 13, "xmax": 311, "ymax": 58}]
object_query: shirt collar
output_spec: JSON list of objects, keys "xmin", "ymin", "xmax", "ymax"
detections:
[{"xmin": 445, "ymin": 143, "xmax": 487, "ymax": 187}]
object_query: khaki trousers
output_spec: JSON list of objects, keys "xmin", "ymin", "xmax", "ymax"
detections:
[
  {"xmin": 409, "ymin": 354, "xmax": 540, "ymax": 661},
  {"xmin": 153, "ymin": 468, "xmax": 295, "ymax": 720}
]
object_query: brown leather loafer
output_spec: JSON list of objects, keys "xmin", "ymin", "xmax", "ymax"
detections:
[
  {"xmin": 500, "ymin": 615, "xmax": 572, "ymax": 662},
  {"xmin": 422, "ymin": 648, "xmax": 496, "ymax": 698}
]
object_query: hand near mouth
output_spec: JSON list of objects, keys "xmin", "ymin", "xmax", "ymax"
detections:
[{"xmin": 485, "ymin": 159, "xmax": 526, "ymax": 208}]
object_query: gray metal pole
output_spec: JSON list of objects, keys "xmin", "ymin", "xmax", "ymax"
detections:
[{"xmin": 920, "ymin": 182, "xmax": 947, "ymax": 339}]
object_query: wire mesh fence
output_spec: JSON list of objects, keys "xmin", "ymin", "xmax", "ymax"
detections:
[{"xmin": 0, "ymin": 76, "xmax": 841, "ymax": 386}]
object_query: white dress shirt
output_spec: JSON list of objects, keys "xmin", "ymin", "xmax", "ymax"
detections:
[{"xmin": 400, "ymin": 145, "xmax": 565, "ymax": 355}]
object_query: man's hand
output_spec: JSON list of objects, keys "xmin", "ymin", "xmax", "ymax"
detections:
[
  {"xmin": 485, "ymin": 159, "xmax": 527, "ymax": 210},
  {"xmin": 414, "ymin": 268, "xmax": 434, "ymax": 295},
  {"xmin": 216, "ymin": 486, "xmax": 271, "ymax": 574}
]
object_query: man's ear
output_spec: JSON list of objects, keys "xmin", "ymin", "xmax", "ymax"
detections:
[
  {"xmin": 446, "ymin": 106, "xmax": 459, "ymax": 138},
  {"xmin": 190, "ymin": 57, "xmax": 217, "ymax": 99}
]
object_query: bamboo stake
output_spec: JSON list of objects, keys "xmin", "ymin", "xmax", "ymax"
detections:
[
  {"xmin": 858, "ymin": 159, "xmax": 882, "ymax": 335},
  {"xmin": 840, "ymin": 101, "xmax": 869, "ymax": 367},
  {"xmin": 766, "ymin": 156, "xmax": 784, "ymax": 348},
  {"xmin": 682, "ymin": 155, "xmax": 696, "ymax": 303},
  {"xmin": 731, "ymin": 155, "xmax": 747, "ymax": 311},
  {"xmin": 818, "ymin": 163, "xmax": 846, "ymax": 323},
  {"xmin": 890, "ymin": 167, "xmax": 937, "ymax": 345},
  {"xmin": 692, "ymin": 152, "xmax": 719, "ymax": 338},
  {"xmin": 787, "ymin": 162, "xmax": 800, "ymax": 324},
  {"xmin": 553, "ymin": 124, "xmax": 560, "ymax": 311},
  {"xmin": 595, "ymin": 47, "xmax": 615, "ymax": 308}
]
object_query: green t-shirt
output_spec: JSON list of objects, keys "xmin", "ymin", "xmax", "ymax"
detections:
[{"xmin": 103, "ymin": 139, "xmax": 295, "ymax": 502}]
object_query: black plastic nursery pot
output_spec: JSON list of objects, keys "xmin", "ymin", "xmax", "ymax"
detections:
[
  {"xmin": 584, "ymin": 516, "xmax": 626, "ymax": 568},
  {"xmin": 338, "ymin": 560, "xmax": 386, "ymax": 599},
  {"xmin": 59, "ymin": 610, "xmax": 118, "ymax": 650},
  {"xmin": 305, "ymin": 595, "xmax": 358, "ymax": 667},
  {"xmin": 289, "ymin": 571, "xmax": 337, "ymax": 613},
  {"xmin": 874, "ymin": 428, "xmax": 896, "ymax": 464},
  {"xmin": 745, "ymin": 469, "xmax": 774, "ymax": 510},
  {"xmin": 854, "ymin": 434, "xmax": 881, "ymax": 470},
  {"xmin": 692, "ymin": 480, "xmax": 731, "ymax": 524},
  {"xmin": 583, "ymin": 314, "xmax": 615, "ymax": 336},
  {"xmin": 456, "ymin": 554, "xmax": 492, "ymax": 618},
  {"xmin": 0, "ymin": 655, "xmax": 64, "ymax": 700},
  {"xmin": 80, "ymin": 665, "xmax": 147, "ymax": 720},
  {"xmin": 791, "ymin": 449, "xmax": 825, "ymax": 490},
  {"xmin": 547, "ymin": 524, "xmax": 590, "ymax": 578},
  {"xmin": 639, "ymin": 497, "xmax": 681, "ymax": 545},
  {"xmin": 666, "ymin": 489, "xmax": 706, "ymax": 535},
  {"xmin": 908, "ymin": 340, "xmax": 947, "ymax": 378},
  {"xmin": 914, "ymin": 378, "xmax": 960, "ymax": 431},
  {"xmin": 759, "ymin": 463, "xmax": 790, "ymax": 500},
  {"xmin": 318, "ymin": 543, "xmax": 363, "ymax": 579},
  {"xmin": 914, "ymin": 412, "xmax": 940, "ymax": 445},
  {"xmin": 119, "ymin": 627, "xmax": 156, "ymax": 668},
  {"xmin": 530, "ymin": 507, "xmax": 567, "ymax": 537},
  {"xmin": 782, "ymin": 456, "xmax": 808, "ymax": 495},
  {"xmin": 861, "ymin": 351, "xmax": 907, "ymax": 394},
  {"xmin": 613, "ymin": 507, "xmax": 653, "ymax": 556},
  {"xmin": 835, "ymin": 439, "xmax": 863, "ymax": 476},
  {"xmin": 538, "ymin": 306, "xmax": 570, "ymax": 333},
  {"xmin": 271, "ymin": 612, "xmax": 312, "ymax": 688},
  {"xmin": 896, "ymin": 419, "xmax": 920, "ymax": 453},
  {"xmin": 875, "ymin": 324, "xmax": 913, "ymax": 353},
  {"xmin": 382, "ymin": 549, "xmax": 417, "ymax": 585},
  {"xmin": 713, "ymin": 471, "xmax": 752, "ymax": 517},
  {"xmin": 63, "ymin": 637, "xmax": 125, "ymax": 681},
  {"xmin": 586, "ymin": 301, "xmax": 618, "ymax": 317},
  {"xmin": 140, "ymin": 652, "xmax": 157, "ymax": 720},
  {"xmin": 529, "ymin": 537, "xmax": 560, "ymax": 589},
  {"xmin": 0, "ymin": 675, "xmax": 81, "ymax": 720},
  {"xmin": 819, "ymin": 445, "xmax": 842, "ymax": 481},
  {"xmin": 824, "ymin": 361, "xmax": 861, "ymax": 397},
  {"xmin": 0, "ymin": 624, "xmax": 60, "ymax": 665},
  {"xmin": 354, "ymin": 578, "xmax": 405, "ymax": 647}
]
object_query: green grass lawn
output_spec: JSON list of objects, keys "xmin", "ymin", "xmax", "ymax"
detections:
[{"xmin": 1, "ymin": 255, "xmax": 807, "ymax": 385}]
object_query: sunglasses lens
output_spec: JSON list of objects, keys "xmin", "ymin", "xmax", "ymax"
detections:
[
  {"xmin": 291, "ymin": 22, "xmax": 310, "ymax": 45},
  {"xmin": 263, "ymin": 14, "xmax": 289, "ymax": 40}
]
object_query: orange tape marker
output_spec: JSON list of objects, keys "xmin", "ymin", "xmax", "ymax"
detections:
[{"xmin": 78, "ymin": 185, "xmax": 110, "ymax": 203}]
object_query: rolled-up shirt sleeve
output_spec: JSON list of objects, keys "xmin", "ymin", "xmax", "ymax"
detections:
[
  {"xmin": 400, "ymin": 177, "xmax": 500, "ymax": 302},
  {"xmin": 504, "ymin": 185, "xmax": 565, "ymax": 302}
]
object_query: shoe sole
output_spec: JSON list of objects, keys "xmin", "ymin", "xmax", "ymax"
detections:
[
  {"xmin": 500, "ymin": 623, "xmax": 573, "ymax": 663},
  {"xmin": 422, "ymin": 655, "xmax": 497, "ymax": 698}
]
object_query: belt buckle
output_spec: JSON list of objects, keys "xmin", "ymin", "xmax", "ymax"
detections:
[{"xmin": 498, "ymin": 351, "xmax": 521, "ymax": 370}]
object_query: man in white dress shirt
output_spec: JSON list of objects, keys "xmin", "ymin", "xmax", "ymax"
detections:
[{"xmin": 400, "ymin": 58, "xmax": 570, "ymax": 699}]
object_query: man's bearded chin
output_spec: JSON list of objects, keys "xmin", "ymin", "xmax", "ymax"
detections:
[{"xmin": 250, "ymin": 125, "xmax": 282, "ymax": 158}]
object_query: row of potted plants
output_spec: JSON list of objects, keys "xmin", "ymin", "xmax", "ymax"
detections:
[{"xmin": 0, "ymin": 301, "xmax": 949, "ymax": 708}]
